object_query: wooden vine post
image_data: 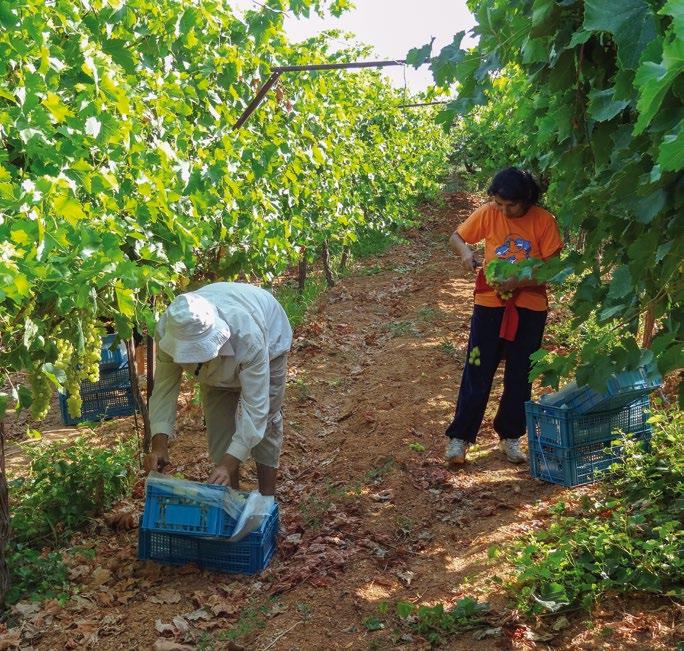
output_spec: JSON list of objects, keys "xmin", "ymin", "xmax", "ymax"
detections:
[
  {"xmin": 126, "ymin": 339, "xmax": 152, "ymax": 455},
  {"xmin": 0, "ymin": 421, "xmax": 9, "ymax": 605},
  {"xmin": 321, "ymin": 240, "xmax": 335, "ymax": 288},
  {"xmin": 642, "ymin": 305, "xmax": 656, "ymax": 349},
  {"xmin": 340, "ymin": 245, "xmax": 350, "ymax": 272},
  {"xmin": 298, "ymin": 251, "xmax": 308, "ymax": 293}
]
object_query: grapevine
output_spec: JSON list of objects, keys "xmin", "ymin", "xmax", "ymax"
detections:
[
  {"xmin": 412, "ymin": 0, "xmax": 683, "ymax": 398},
  {"xmin": 0, "ymin": 1, "xmax": 451, "ymax": 419}
]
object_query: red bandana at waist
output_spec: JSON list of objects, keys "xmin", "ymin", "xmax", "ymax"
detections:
[{"xmin": 474, "ymin": 269, "xmax": 547, "ymax": 341}]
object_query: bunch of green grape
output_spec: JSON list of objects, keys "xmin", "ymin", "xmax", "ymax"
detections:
[
  {"xmin": 468, "ymin": 345, "xmax": 481, "ymax": 366},
  {"xmin": 28, "ymin": 369, "xmax": 52, "ymax": 420},
  {"xmin": 485, "ymin": 259, "xmax": 542, "ymax": 301},
  {"xmin": 82, "ymin": 318, "xmax": 102, "ymax": 383},
  {"xmin": 56, "ymin": 316, "xmax": 103, "ymax": 419}
]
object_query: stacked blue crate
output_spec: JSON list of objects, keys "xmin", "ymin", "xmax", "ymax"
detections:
[
  {"xmin": 59, "ymin": 334, "xmax": 137, "ymax": 425},
  {"xmin": 138, "ymin": 477, "xmax": 279, "ymax": 574},
  {"xmin": 527, "ymin": 367, "xmax": 661, "ymax": 487}
]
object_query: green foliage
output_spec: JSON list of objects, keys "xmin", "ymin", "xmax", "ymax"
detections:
[
  {"xmin": 532, "ymin": 305, "xmax": 634, "ymax": 389},
  {"xmin": 0, "ymin": 0, "xmax": 452, "ymax": 416},
  {"xmin": 395, "ymin": 597, "xmax": 491, "ymax": 646},
  {"xmin": 4, "ymin": 434, "xmax": 136, "ymax": 604},
  {"xmin": 272, "ymin": 276, "xmax": 328, "ymax": 329},
  {"xmin": 350, "ymin": 228, "xmax": 409, "ymax": 259},
  {"xmin": 505, "ymin": 408, "xmax": 684, "ymax": 615},
  {"xmin": 10, "ymin": 435, "xmax": 137, "ymax": 546},
  {"xmin": 5, "ymin": 545, "xmax": 68, "ymax": 605},
  {"xmin": 450, "ymin": 67, "xmax": 534, "ymax": 185},
  {"xmin": 417, "ymin": 0, "xmax": 684, "ymax": 401}
]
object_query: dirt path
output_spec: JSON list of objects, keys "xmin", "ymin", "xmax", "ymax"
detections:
[{"xmin": 7, "ymin": 193, "xmax": 680, "ymax": 651}]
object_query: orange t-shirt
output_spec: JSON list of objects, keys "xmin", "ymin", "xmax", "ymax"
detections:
[{"xmin": 456, "ymin": 202, "xmax": 563, "ymax": 311}]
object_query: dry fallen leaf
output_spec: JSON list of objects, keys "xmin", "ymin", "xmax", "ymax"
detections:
[
  {"xmin": 0, "ymin": 629, "xmax": 21, "ymax": 651},
  {"xmin": 90, "ymin": 567, "xmax": 112, "ymax": 587},
  {"xmin": 152, "ymin": 639, "xmax": 194, "ymax": 651},
  {"xmin": 103, "ymin": 512, "xmax": 138, "ymax": 531},
  {"xmin": 370, "ymin": 489, "xmax": 394, "ymax": 502},
  {"xmin": 206, "ymin": 594, "xmax": 238, "ymax": 617},
  {"xmin": 150, "ymin": 588, "xmax": 182, "ymax": 604},
  {"xmin": 183, "ymin": 609, "xmax": 211, "ymax": 621},
  {"xmin": 155, "ymin": 620, "xmax": 176, "ymax": 635},
  {"xmin": 12, "ymin": 602, "xmax": 40, "ymax": 618}
]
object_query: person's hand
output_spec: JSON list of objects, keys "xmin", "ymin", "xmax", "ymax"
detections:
[
  {"xmin": 461, "ymin": 250, "xmax": 480, "ymax": 272},
  {"xmin": 208, "ymin": 454, "xmax": 240, "ymax": 487},
  {"xmin": 496, "ymin": 277, "xmax": 519, "ymax": 292},
  {"xmin": 144, "ymin": 434, "xmax": 170, "ymax": 474}
]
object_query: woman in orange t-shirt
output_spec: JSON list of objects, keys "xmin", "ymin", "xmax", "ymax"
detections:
[{"xmin": 445, "ymin": 168, "xmax": 563, "ymax": 466}]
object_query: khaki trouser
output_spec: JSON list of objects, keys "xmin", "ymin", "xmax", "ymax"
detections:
[{"xmin": 201, "ymin": 353, "xmax": 287, "ymax": 468}]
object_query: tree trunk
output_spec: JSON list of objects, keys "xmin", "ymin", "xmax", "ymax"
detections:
[
  {"xmin": 298, "ymin": 253, "xmax": 307, "ymax": 293},
  {"xmin": 0, "ymin": 422, "xmax": 10, "ymax": 606},
  {"xmin": 340, "ymin": 245, "xmax": 350, "ymax": 273},
  {"xmin": 642, "ymin": 305, "xmax": 656, "ymax": 349},
  {"xmin": 321, "ymin": 240, "xmax": 335, "ymax": 288}
]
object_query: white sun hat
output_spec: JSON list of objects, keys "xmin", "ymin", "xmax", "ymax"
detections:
[{"xmin": 158, "ymin": 293, "xmax": 231, "ymax": 364}]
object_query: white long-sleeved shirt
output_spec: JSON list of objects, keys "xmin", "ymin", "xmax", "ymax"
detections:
[{"xmin": 148, "ymin": 282, "xmax": 292, "ymax": 461}]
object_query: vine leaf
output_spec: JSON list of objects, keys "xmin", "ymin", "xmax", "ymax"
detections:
[{"xmin": 583, "ymin": 0, "xmax": 657, "ymax": 70}]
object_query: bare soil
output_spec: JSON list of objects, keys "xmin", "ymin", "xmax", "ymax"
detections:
[{"xmin": 2, "ymin": 193, "xmax": 681, "ymax": 651}]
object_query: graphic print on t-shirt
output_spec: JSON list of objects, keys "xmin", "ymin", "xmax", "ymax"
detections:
[{"xmin": 495, "ymin": 233, "xmax": 532, "ymax": 263}]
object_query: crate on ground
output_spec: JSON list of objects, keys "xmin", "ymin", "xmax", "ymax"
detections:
[
  {"xmin": 138, "ymin": 503, "xmax": 279, "ymax": 574},
  {"xmin": 526, "ymin": 396, "xmax": 652, "ymax": 448},
  {"xmin": 528, "ymin": 430, "xmax": 651, "ymax": 487},
  {"xmin": 142, "ymin": 479, "xmax": 241, "ymax": 537},
  {"xmin": 59, "ymin": 366, "xmax": 136, "ymax": 426},
  {"xmin": 100, "ymin": 333, "xmax": 128, "ymax": 370}
]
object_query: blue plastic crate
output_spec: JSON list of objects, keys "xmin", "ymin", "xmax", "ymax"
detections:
[
  {"xmin": 100, "ymin": 333, "xmax": 128, "ymax": 370},
  {"xmin": 528, "ymin": 431, "xmax": 651, "ymax": 487},
  {"xmin": 538, "ymin": 367, "xmax": 661, "ymax": 415},
  {"xmin": 142, "ymin": 480, "xmax": 232, "ymax": 537},
  {"xmin": 138, "ymin": 503, "xmax": 279, "ymax": 574},
  {"xmin": 59, "ymin": 366, "xmax": 136, "ymax": 426},
  {"xmin": 526, "ymin": 396, "xmax": 652, "ymax": 448}
]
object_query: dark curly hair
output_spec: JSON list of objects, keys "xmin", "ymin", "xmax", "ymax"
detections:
[{"xmin": 487, "ymin": 167, "xmax": 542, "ymax": 206}]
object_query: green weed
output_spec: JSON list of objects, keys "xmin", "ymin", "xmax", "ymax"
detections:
[
  {"xmin": 385, "ymin": 320, "xmax": 418, "ymax": 338},
  {"xmin": 6, "ymin": 434, "xmax": 137, "ymax": 604},
  {"xmin": 416, "ymin": 307, "xmax": 442, "ymax": 321},
  {"xmin": 439, "ymin": 339, "xmax": 457, "ymax": 357},
  {"xmin": 5, "ymin": 546, "xmax": 69, "ymax": 605},
  {"xmin": 360, "ymin": 264, "xmax": 384, "ymax": 276},
  {"xmin": 351, "ymin": 229, "xmax": 407, "ymax": 259},
  {"xmin": 289, "ymin": 376, "xmax": 312, "ymax": 401},
  {"xmin": 394, "ymin": 597, "xmax": 491, "ymax": 646},
  {"xmin": 272, "ymin": 276, "xmax": 328, "ymax": 329},
  {"xmin": 10, "ymin": 435, "xmax": 137, "ymax": 546},
  {"xmin": 365, "ymin": 458, "xmax": 395, "ymax": 482},
  {"xmin": 217, "ymin": 598, "xmax": 273, "ymax": 642},
  {"xmin": 505, "ymin": 407, "xmax": 684, "ymax": 615}
]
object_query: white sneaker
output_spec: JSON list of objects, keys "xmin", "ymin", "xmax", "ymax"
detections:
[
  {"xmin": 499, "ymin": 438, "xmax": 527, "ymax": 464},
  {"xmin": 446, "ymin": 438, "xmax": 470, "ymax": 465}
]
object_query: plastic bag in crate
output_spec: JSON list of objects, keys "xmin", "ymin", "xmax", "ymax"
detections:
[{"xmin": 100, "ymin": 333, "xmax": 128, "ymax": 370}]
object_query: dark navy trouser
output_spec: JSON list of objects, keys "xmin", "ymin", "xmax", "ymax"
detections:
[{"xmin": 445, "ymin": 305, "xmax": 547, "ymax": 443}]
